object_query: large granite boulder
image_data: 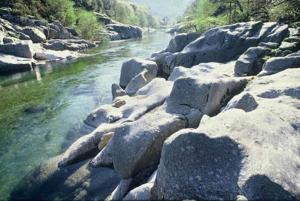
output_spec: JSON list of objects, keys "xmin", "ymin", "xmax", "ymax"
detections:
[
  {"xmin": 21, "ymin": 27, "xmax": 46, "ymax": 43},
  {"xmin": 106, "ymin": 23, "xmax": 142, "ymax": 40},
  {"xmin": 43, "ymin": 39, "xmax": 95, "ymax": 51},
  {"xmin": 151, "ymin": 68, "xmax": 300, "ymax": 200},
  {"xmin": 260, "ymin": 51, "xmax": 300, "ymax": 76},
  {"xmin": 112, "ymin": 63, "xmax": 247, "ymax": 180},
  {"xmin": 165, "ymin": 32, "xmax": 200, "ymax": 53},
  {"xmin": 153, "ymin": 22, "xmax": 289, "ymax": 76},
  {"xmin": 59, "ymin": 79, "xmax": 173, "ymax": 167},
  {"xmin": 0, "ymin": 41, "xmax": 34, "ymax": 58},
  {"xmin": 0, "ymin": 54, "xmax": 32, "ymax": 74},
  {"xmin": 112, "ymin": 105, "xmax": 187, "ymax": 179},
  {"xmin": 48, "ymin": 21, "xmax": 75, "ymax": 39},
  {"xmin": 235, "ymin": 46, "xmax": 271, "ymax": 76},
  {"xmin": 119, "ymin": 59, "xmax": 158, "ymax": 88}
]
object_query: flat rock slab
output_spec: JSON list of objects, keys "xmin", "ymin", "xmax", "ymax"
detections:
[{"xmin": 0, "ymin": 54, "xmax": 32, "ymax": 74}]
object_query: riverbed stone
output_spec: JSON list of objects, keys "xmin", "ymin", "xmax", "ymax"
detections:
[
  {"xmin": 259, "ymin": 52, "xmax": 300, "ymax": 76},
  {"xmin": 125, "ymin": 68, "xmax": 157, "ymax": 95},
  {"xmin": 235, "ymin": 46, "xmax": 271, "ymax": 76},
  {"xmin": 0, "ymin": 55, "xmax": 32, "ymax": 74},
  {"xmin": 165, "ymin": 32, "xmax": 200, "ymax": 53},
  {"xmin": 112, "ymin": 105, "xmax": 187, "ymax": 179},
  {"xmin": 106, "ymin": 23, "xmax": 142, "ymax": 40},
  {"xmin": 0, "ymin": 41, "xmax": 34, "ymax": 58},
  {"xmin": 119, "ymin": 59, "xmax": 158, "ymax": 88},
  {"xmin": 21, "ymin": 27, "xmax": 46, "ymax": 43},
  {"xmin": 59, "ymin": 79, "xmax": 173, "ymax": 167},
  {"xmin": 9, "ymin": 156, "xmax": 120, "ymax": 201},
  {"xmin": 43, "ymin": 39, "xmax": 95, "ymax": 51},
  {"xmin": 154, "ymin": 22, "xmax": 289, "ymax": 76},
  {"xmin": 151, "ymin": 68, "xmax": 300, "ymax": 201},
  {"xmin": 112, "ymin": 83, "xmax": 126, "ymax": 99}
]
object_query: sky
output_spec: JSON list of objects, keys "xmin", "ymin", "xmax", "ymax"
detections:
[{"xmin": 131, "ymin": 0, "xmax": 194, "ymax": 21}]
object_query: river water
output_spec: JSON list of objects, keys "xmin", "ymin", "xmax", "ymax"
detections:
[{"xmin": 0, "ymin": 31, "xmax": 171, "ymax": 200}]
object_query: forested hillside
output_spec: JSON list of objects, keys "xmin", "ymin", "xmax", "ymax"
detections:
[
  {"xmin": 180, "ymin": 0, "xmax": 300, "ymax": 32},
  {"xmin": 0, "ymin": 0, "xmax": 158, "ymax": 40}
]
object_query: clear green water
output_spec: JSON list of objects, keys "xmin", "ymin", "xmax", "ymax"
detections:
[{"xmin": 0, "ymin": 31, "xmax": 171, "ymax": 200}]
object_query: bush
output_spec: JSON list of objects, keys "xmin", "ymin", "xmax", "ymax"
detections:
[
  {"xmin": 182, "ymin": 0, "xmax": 227, "ymax": 33},
  {"xmin": 75, "ymin": 9, "xmax": 104, "ymax": 40}
]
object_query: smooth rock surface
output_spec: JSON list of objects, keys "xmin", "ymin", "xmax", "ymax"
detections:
[
  {"xmin": 0, "ymin": 41, "xmax": 34, "ymax": 58},
  {"xmin": 119, "ymin": 59, "xmax": 158, "ymax": 88},
  {"xmin": 235, "ymin": 46, "xmax": 271, "ymax": 76},
  {"xmin": 260, "ymin": 52, "xmax": 300, "ymax": 75},
  {"xmin": 22, "ymin": 27, "xmax": 46, "ymax": 43},
  {"xmin": 151, "ymin": 68, "xmax": 300, "ymax": 201},
  {"xmin": 154, "ymin": 22, "xmax": 288, "ymax": 76}
]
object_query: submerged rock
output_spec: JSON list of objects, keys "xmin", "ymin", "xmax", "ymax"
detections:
[{"xmin": 9, "ymin": 156, "xmax": 120, "ymax": 201}]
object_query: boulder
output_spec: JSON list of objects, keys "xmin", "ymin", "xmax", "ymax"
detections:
[
  {"xmin": 119, "ymin": 59, "xmax": 158, "ymax": 88},
  {"xmin": 112, "ymin": 105, "xmax": 187, "ymax": 179},
  {"xmin": 0, "ymin": 41, "xmax": 34, "ymax": 58},
  {"xmin": 59, "ymin": 79, "xmax": 173, "ymax": 167},
  {"xmin": 19, "ymin": 32, "xmax": 31, "ymax": 40},
  {"xmin": 34, "ymin": 52, "xmax": 48, "ymax": 60},
  {"xmin": 123, "ymin": 171, "xmax": 157, "ymax": 201},
  {"xmin": 0, "ymin": 55, "xmax": 32, "ymax": 74},
  {"xmin": 125, "ymin": 68, "xmax": 157, "ymax": 95},
  {"xmin": 90, "ymin": 137, "xmax": 114, "ymax": 167},
  {"xmin": 234, "ymin": 46, "xmax": 271, "ymax": 76},
  {"xmin": 22, "ymin": 27, "xmax": 46, "ymax": 43},
  {"xmin": 111, "ymin": 83, "xmax": 126, "ymax": 99},
  {"xmin": 106, "ymin": 23, "xmax": 142, "ymax": 40},
  {"xmin": 154, "ymin": 22, "xmax": 289, "ymax": 76},
  {"xmin": 165, "ymin": 32, "xmax": 200, "ymax": 53},
  {"xmin": 108, "ymin": 179, "xmax": 132, "ymax": 201},
  {"xmin": 43, "ymin": 39, "xmax": 95, "ymax": 51},
  {"xmin": 151, "ymin": 68, "xmax": 300, "ymax": 201},
  {"xmin": 223, "ymin": 92, "xmax": 258, "ymax": 112},
  {"xmin": 9, "ymin": 156, "xmax": 120, "ymax": 201},
  {"xmin": 48, "ymin": 21, "xmax": 75, "ymax": 39},
  {"xmin": 260, "ymin": 53, "xmax": 300, "ymax": 76},
  {"xmin": 3, "ymin": 36, "xmax": 16, "ymax": 44},
  {"xmin": 167, "ymin": 66, "xmax": 248, "ymax": 116}
]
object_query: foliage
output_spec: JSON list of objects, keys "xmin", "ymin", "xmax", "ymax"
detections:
[
  {"xmin": 181, "ymin": 0, "xmax": 228, "ymax": 33},
  {"xmin": 182, "ymin": 0, "xmax": 300, "ymax": 33},
  {"xmin": 75, "ymin": 9, "xmax": 105, "ymax": 40}
]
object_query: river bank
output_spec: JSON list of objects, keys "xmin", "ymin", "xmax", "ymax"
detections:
[
  {"xmin": 12, "ymin": 20, "xmax": 300, "ymax": 201},
  {"xmin": 0, "ymin": 31, "xmax": 171, "ymax": 200}
]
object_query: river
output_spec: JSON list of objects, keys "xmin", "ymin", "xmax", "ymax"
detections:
[{"xmin": 0, "ymin": 31, "xmax": 171, "ymax": 200}]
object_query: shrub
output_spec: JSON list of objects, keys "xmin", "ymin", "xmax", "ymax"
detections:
[{"xmin": 75, "ymin": 9, "xmax": 104, "ymax": 40}]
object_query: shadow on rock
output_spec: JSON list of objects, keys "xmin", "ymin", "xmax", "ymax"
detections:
[
  {"xmin": 243, "ymin": 175, "xmax": 296, "ymax": 201},
  {"xmin": 9, "ymin": 156, "xmax": 120, "ymax": 201}
]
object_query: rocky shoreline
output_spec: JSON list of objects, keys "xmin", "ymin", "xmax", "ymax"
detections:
[
  {"xmin": 0, "ymin": 10, "xmax": 143, "ymax": 75},
  {"xmin": 10, "ymin": 21, "xmax": 300, "ymax": 200}
]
